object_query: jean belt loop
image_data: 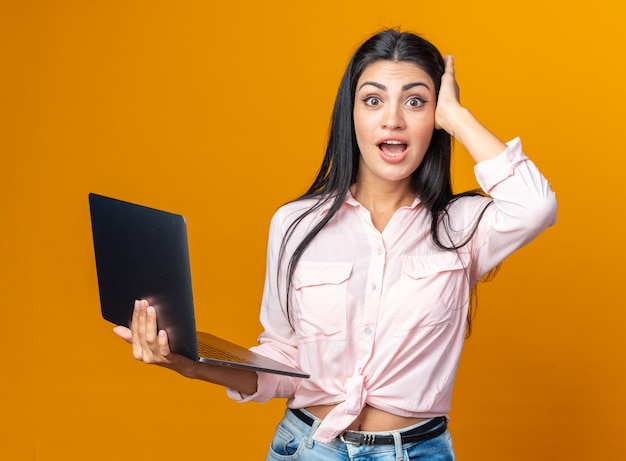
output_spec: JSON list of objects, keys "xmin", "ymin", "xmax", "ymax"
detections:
[
  {"xmin": 306, "ymin": 418, "xmax": 322, "ymax": 448},
  {"xmin": 392, "ymin": 430, "xmax": 404, "ymax": 461}
]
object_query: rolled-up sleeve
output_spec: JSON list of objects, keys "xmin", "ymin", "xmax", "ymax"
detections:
[{"xmin": 470, "ymin": 137, "xmax": 557, "ymax": 280}]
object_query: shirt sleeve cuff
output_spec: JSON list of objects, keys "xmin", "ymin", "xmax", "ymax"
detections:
[
  {"xmin": 225, "ymin": 371, "xmax": 281, "ymax": 403},
  {"xmin": 474, "ymin": 137, "xmax": 526, "ymax": 194}
]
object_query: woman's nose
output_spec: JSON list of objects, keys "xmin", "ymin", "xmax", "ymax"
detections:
[{"xmin": 381, "ymin": 104, "xmax": 406, "ymax": 130}]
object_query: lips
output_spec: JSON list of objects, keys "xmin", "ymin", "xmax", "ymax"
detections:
[{"xmin": 378, "ymin": 139, "xmax": 408, "ymax": 162}]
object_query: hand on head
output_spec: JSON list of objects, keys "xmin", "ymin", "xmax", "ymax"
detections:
[{"xmin": 435, "ymin": 55, "xmax": 462, "ymax": 136}]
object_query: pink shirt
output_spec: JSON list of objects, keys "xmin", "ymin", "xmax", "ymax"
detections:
[{"xmin": 228, "ymin": 138, "xmax": 557, "ymax": 443}]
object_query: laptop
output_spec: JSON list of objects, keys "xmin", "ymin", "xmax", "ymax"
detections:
[{"xmin": 88, "ymin": 192, "xmax": 309, "ymax": 378}]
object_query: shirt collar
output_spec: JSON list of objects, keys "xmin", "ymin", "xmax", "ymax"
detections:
[{"xmin": 319, "ymin": 190, "xmax": 422, "ymax": 214}]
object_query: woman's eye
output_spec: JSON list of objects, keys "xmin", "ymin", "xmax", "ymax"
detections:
[
  {"xmin": 363, "ymin": 96, "xmax": 382, "ymax": 106},
  {"xmin": 407, "ymin": 97, "xmax": 426, "ymax": 108}
]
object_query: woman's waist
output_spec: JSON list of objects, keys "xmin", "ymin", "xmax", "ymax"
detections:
[
  {"xmin": 304, "ymin": 403, "xmax": 430, "ymax": 432},
  {"xmin": 290, "ymin": 375, "xmax": 454, "ymax": 424}
]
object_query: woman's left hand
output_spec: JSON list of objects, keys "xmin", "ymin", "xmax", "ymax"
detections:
[
  {"xmin": 435, "ymin": 55, "xmax": 462, "ymax": 136},
  {"xmin": 435, "ymin": 55, "xmax": 507, "ymax": 162}
]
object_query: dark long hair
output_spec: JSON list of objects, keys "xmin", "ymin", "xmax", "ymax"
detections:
[{"xmin": 279, "ymin": 29, "xmax": 493, "ymax": 336}]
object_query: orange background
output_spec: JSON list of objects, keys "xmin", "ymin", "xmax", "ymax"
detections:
[{"xmin": 1, "ymin": 1, "xmax": 624, "ymax": 459}]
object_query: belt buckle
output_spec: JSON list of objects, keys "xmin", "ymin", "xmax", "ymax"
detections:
[
  {"xmin": 339, "ymin": 432, "xmax": 358, "ymax": 446},
  {"xmin": 340, "ymin": 431, "xmax": 376, "ymax": 446}
]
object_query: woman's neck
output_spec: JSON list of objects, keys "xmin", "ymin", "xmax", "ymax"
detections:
[{"xmin": 350, "ymin": 179, "xmax": 416, "ymax": 232}]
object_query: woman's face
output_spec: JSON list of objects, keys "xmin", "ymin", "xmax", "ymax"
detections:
[{"xmin": 353, "ymin": 60, "xmax": 436, "ymax": 189}]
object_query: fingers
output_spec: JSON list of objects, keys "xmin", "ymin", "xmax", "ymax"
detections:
[
  {"xmin": 143, "ymin": 304, "xmax": 159, "ymax": 346},
  {"xmin": 113, "ymin": 325, "xmax": 132, "ymax": 343},
  {"xmin": 157, "ymin": 329, "xmax": 172, "ymax": 357},
  {"xmin": 441, "ymin": 55, "xmax": 459, "ymax": 99},
  {"xmin": 435, "ymin": 54, "xmax": 462, "ymax": 134},
  {"xmin": 129, "ymin": 299, "xmax": 170, "ymax": 364},
  {"xmin": 443, "ymin": 54, "xmax": 455, "ymax": 75},
  {"xmin": 130, "ymin": 299, "xmax": 145, "ymax": 360}
]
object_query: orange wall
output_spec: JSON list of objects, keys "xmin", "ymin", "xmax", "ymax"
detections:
[{"xmin": 1, "ymin": 1, "xmax": 624, "ymax": 459}]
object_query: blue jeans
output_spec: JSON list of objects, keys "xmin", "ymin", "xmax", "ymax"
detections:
[{"xmin": 265, "ymin": 409, "xmax": 455, "ymax": 460}]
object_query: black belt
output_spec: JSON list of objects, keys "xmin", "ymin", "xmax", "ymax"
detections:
[{"xmin": 290, "ymin": 408, "xmax": 447, "ymax": 446}]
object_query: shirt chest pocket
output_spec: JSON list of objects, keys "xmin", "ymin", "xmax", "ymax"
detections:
[
  {"xmin": 292, "ymin": 261, "xmax": 353, "ymax": 343},
  {"xmin": 393, "ymin": 252, "xmax": 469, "ymax": 335}
]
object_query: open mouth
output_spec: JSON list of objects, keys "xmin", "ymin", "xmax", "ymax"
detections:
[{"xmin": 379, "ymin": 140, "xmax": 408, "ymax": 156}]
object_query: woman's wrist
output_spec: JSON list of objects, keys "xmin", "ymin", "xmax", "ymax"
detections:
[
  {"xmin": 448, "ymin": 108, "xmax": 506, "ymax": 163},
  {"xmin": 441, "ymin": 105, "xmax": 471, "ymax": 140}
]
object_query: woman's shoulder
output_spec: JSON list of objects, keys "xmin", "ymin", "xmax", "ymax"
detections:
[
  {"xmin": 273, "ymin": 195, "xmax": 333, "ymax": 221},
  {"xmin": 267, "ymin": 195, "xmax": 329, "ymax": 232}
]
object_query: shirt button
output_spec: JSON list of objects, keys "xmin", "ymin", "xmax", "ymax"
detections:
[
  {"xmin": 364, "ymin": 327, "xmax": 372, "ymax": 335},
  {"xmin": 371, "ymin": 283, "xmax": 377, "ymax": 291},
  {"xmin": 377, "ymin": 248, "xmax": 383, "ymax": 256}
]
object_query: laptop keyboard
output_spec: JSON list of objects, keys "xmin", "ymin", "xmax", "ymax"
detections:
[{"xmin": 198, "ymin": 341, "xmax": 256, "ymax": 365}]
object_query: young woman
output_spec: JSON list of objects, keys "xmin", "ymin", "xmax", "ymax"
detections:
[{"xmin": 116, "ymin": 29, "xmax": 557, "ymax": 460}]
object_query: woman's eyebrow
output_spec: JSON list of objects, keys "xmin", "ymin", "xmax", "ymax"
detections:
[
  {"xmin": 402, "ymin": 82, "xmax": 431, "ymax": 92},
  {"xmin": 357, "ymin": 81, "xmax": 432, "ymax": 92},
  {"xmin": 358, "ymin": 81, "xmax": 386, "ymax": 91}
]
